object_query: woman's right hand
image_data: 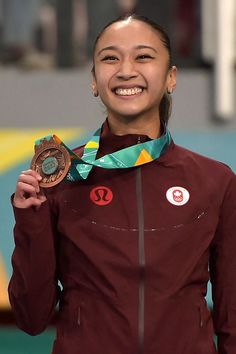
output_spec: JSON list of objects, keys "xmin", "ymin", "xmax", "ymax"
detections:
[{"xmin": 13, "ymin": 169, "xmax": 47, "ymax": 209}]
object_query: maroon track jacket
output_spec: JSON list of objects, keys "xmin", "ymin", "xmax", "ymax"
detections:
[{"xmin": 9, "ymin": 122, "xmax": 236, "ymax": 354}]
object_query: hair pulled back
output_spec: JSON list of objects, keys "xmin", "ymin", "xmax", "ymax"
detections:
[{"xmin": 92, "ymin": 14, "xmax": 174, "ymax": 125}]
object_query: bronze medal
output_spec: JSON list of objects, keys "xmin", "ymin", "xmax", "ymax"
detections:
[{"xmin": 30, "ymin": 137, "xmax": 71, "ymax": 188}]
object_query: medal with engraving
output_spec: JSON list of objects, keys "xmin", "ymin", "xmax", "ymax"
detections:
[
  {"xmin": 32, "ymin": 125, "xmax": 172, "ymax": 186},
  {"xmin": 31, "ymin": 136, "xmax": 71, "ymax": 188}
]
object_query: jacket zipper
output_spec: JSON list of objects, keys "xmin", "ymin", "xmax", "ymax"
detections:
[{"xmin": 136, "ymin": 162, "xmax": 145, "ymax": 354}]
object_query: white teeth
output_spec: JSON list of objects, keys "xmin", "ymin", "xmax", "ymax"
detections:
[{"xmin": 115, "ymin": 87, "xmax": 143, "ymax": 96}]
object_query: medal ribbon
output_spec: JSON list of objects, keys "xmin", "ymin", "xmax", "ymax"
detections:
[{"xmin": 35, "ymin": 127, "xmax": 172, "ymax": 182}]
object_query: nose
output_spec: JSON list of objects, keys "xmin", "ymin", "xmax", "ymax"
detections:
[{"xmin": 116, "ymin": 59, "xmax": 138, "ymax": 80}]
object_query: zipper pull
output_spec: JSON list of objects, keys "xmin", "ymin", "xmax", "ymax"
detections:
[{"xmin": 199, "ymin": 306, "xmax": 204, "ymax": 328}]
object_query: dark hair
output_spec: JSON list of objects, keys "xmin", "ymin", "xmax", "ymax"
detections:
[{"xmin": 92, "ymin": 14, "xmax": 174, "ymax": 124}]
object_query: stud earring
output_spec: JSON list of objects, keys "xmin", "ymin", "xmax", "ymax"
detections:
[
  {"xmin": 167, "ymin": 88, "xmax": 173, "ymax": 95},
  {"xmin": 92, "ymin": 85, "xmax": 99, "ymax": 97},
  {"xmin": 92, "ymin": 84, "xmax": 98, "ymax": 97}
]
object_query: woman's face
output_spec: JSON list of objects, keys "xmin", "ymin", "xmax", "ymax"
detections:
[{"xmin": 93, "ymin": 19, "xmax": 176, "ymax": 123}]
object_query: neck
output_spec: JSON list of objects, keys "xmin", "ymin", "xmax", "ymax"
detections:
[{"xmin": 107, "ymin": 115, "xmax": 161, "ymax": 139}]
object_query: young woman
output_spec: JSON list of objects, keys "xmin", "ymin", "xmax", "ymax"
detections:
[{"xmin": 9, "ymin": 14, "xmax": 236, "ymax": 354}]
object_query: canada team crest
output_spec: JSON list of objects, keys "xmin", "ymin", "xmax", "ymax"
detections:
[{"xmin": 166, "ymin": 186, "xmax": 190, "ymax": 206}]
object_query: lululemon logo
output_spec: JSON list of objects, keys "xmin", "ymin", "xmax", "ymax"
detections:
[
  {"xmin": 90, "ymin": 186, "xmax": 113, "ymax": 206},
  {"xmin": 166, "ymin": 186, "xmax": 190, "ymax": 206}
]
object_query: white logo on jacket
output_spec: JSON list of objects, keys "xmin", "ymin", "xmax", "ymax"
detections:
[{"xmin": 166, "ymin": 187, "xmax": 190, "ymax": 206}]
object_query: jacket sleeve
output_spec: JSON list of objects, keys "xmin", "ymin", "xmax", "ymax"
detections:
[
  {"xmin": 210, "ymin": 171, "xmax": 236, "ymax": 353},
  {"xmin": 8, "ymin": 197, "xmax": 61, "ymax": 335}
]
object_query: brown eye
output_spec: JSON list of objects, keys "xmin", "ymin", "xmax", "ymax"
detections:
[
  {"xmin": 137, "ymin": 54, "xmax": 154, "ymax": 60},
  {"xmin": 102, "ymin": 55, "xmax": 118, "ymax": 62}
]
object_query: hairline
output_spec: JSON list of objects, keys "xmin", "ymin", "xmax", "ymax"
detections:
[{"xmin": 92, "ymin": 15, "xmax": 172, "ymax": 74}]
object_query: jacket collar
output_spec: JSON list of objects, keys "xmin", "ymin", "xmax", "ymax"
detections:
[{"xmin": 98, "ymin": 119, "xmax": 156, "ymax": 157}]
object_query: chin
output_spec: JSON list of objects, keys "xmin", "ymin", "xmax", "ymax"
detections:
[
  {"xmin": 114, "ymin": 108, "xmax": 146, "ymax": 118},
  {"xmin": 115, "ymin": 111, "xmax": 141, "ymax": 118}
]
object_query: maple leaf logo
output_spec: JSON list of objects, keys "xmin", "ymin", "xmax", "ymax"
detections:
[{"xmin": 173, "ymin": 189, "xmax": 183, "ymax": 202}]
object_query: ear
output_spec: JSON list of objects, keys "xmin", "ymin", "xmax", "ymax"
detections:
[
  {"xmin": 166, "ymin": 66, "xmax": 177, "ymax": 93},
  {"xmin": 91, "ymin": 74, "xmax": 98, "ymax": 97},
  {"xmin": 91, "ymin": 73, "xmax": 97, "ymax": 94},
  {"xmin": 92, "ymin": 69, "xmax": 96, "ymax": 88}
]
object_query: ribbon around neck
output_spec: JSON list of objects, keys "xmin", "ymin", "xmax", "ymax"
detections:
[{"xmin": 35, "ymin": 127, "xmax": 172, "ymax": 182}]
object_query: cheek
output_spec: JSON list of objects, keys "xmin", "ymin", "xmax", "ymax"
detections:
[
  {"xmin": 94, "ymin": 64, "xmax": 115, "ymax": 90},
  {"xmin": 148, "ymin": 68, "xmax": 169, "ymax": 90},
  {"xmin": 95, "ymin": 74, "xmax": 110, "ymax": 94},
  {"xmin": 151, "ymin": 66, "xmax": 168, "ymax": 80}
]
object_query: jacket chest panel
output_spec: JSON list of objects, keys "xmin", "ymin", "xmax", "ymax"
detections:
[
  {"xmin": 141, "ymin": 162, "xmax": 220, "ymax": 229},
  {"xmin": 56, "ymin": 163, "xmax": 220, "ymax": 261},
  {"xmin": 57, "ymin": 168, "xmax": 139, "ymax": 232}
]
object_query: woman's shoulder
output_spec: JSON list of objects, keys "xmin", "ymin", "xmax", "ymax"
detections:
[
  {"xmin": 168, "ymin": 143, "xmax": 236, "ymax": 198},
  {"xmin": 173, "ymin": 143, "xmax": 235, "ymax": 176}
]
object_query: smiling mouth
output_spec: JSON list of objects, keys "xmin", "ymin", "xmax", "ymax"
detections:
[{"xmin": 114, "ymin": 87, "xmax": 144, "ymax": 96}]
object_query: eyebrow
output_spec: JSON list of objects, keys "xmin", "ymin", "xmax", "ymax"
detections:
[{"xmin": 97, "ymin": 45, "xmax": 158, "ymax": 56}]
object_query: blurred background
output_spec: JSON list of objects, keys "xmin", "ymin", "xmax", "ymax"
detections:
[{"xmin": 0, "ymin": 0, "xmax": 235, "ymax": 353}]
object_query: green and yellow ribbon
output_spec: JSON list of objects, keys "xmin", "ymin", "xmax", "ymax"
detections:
[{"xmin": 36, "ymin": 126, "xmax": 172, "ymax": 182}]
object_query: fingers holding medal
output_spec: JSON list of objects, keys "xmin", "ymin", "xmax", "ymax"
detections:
[{"xmin": 31, "ymin": 137, "xmax": 71, "ymax": 188}]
